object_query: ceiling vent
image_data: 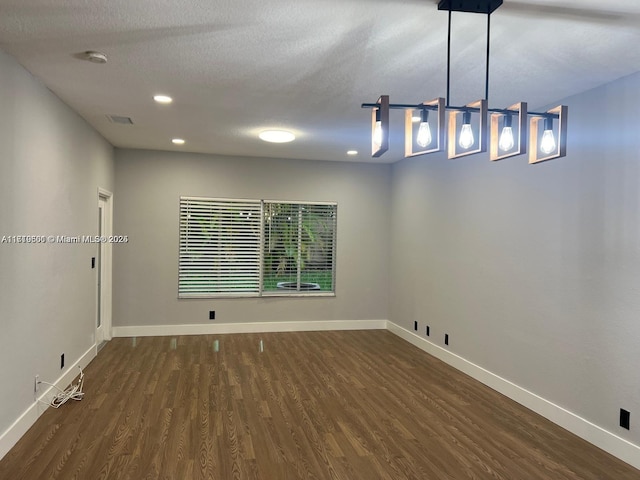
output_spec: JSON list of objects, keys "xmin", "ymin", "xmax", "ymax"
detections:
[{"xmin": 107, "ymin": 115, "xmax": 134, "ymax": 125}]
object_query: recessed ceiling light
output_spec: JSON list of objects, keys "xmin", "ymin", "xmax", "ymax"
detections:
[
  {"xmin": 347, "ymin": 150, "xmax": 358, "ymax": 156},
  {"xmin": 259, "ymin": 130, "xmax": 295, "ymax": 143},
  {"xmin": 154, "ymin": 95, "xmax": 173, "ymax": 104},
  {"xmin": 172, "ymin": 138, "xmax": 185, "ymax": 145}
]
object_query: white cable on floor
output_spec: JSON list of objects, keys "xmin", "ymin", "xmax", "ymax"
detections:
[{"xmin": 36, "ymin": 367, "xmax": 85, "ymax": 408}]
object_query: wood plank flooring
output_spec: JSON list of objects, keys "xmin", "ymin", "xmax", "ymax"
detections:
[{"xmin": 1, "ymin": 330, "xmax": 638, "ymax": 479}]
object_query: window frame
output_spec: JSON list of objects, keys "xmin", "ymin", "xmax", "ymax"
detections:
[
  {"xmin": 178, "ymin": 196, "xmax": 337, "ymax": 298},
  {"xmin": 261, "ymin": 200, "xmax": 337, "ymax": 298}
]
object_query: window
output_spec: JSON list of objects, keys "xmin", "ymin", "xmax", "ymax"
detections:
[
  {"xmin": 179, "ymin": 197, "xmax": 262, "ymax": 297},
  {"xmin": 179, "ymin": 197, "xmax": 336, "ymax": 297},
  {"xmin": 262, "ymin": 202, "xmax": 336, "ymax": 294}
]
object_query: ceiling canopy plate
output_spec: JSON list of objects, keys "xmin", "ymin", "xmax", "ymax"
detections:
[{"xmin": 437, "ymin": 0, "xmax": 503, "ymax": 14}]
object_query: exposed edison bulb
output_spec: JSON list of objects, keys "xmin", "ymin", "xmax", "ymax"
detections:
[
  {"xmin": 499, "ymin": 126, "xmax": 515, "ymax": 151},
  {"xmin": 499, "ymin": 114, "xmax": 514, "ymax": 151},
  {"xmin": 373, "ymin": 120, "xmax": 383, "ymax": 147},
  {"xmin": 372, "ymin": 107, "xmax": 384, "ymax": 147},
  {"xmin": 416, "ymin": 121, "xmax": 432, "ymax": 148},
  {"xmin": 459, "ymin": 123, "xmax": 474, "ymax": 149},
  {"xmin": 540, "ymin": 129, "xmax": 556, "ymax": 154},
  {"xmin": 540, "ymin": 117, "xmax": 556, "ymax": 154},
  {"xmin": 458, "ymin": 111, "xmax": 474, "ymax": 149},
  {"xmin": 416, "ymin": 108, "xmax": 431, "ymax": 148}
]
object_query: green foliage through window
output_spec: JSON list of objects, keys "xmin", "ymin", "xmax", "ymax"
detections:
[{"xmin": 263, "ymin": 202, "xmax": 336, "ymax": 293}]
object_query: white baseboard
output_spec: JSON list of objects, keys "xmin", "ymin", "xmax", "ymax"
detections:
[
  {"xmin": 112, "ymin": 319, "xmax": 387, "ymax": 337},
  {"xmin": 386, "ymin": 321, "xmax": 640, "ymax": 471},
  {"xmin": 0, "ymin": 345, "xmax": 96, "ymax": 461}
]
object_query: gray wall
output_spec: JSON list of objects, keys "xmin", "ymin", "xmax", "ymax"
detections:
[
  {"xmin": 389, "ymin": 71, "xmax": 640, "ymax": 447},
  {"xmin": 113, "ymin": 149, "xmax": 391, "ymax": 326},
  {"xmin": 0, "ymin": 51, "xmax": 114, "ymax": 435}
]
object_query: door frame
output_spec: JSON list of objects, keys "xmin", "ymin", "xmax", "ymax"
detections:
[{"xmin": 97, "ymin": 188, "xmax": 113, "ymax": 344}]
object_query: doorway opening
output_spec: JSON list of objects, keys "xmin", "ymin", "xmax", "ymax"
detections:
[{"xmin": 97, "ymin": 188, "xmax": 113, "ymax": 350}]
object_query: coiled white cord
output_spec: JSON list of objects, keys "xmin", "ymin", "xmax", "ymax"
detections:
[{"xmin": 37, "ymin": 367, "xmax": 85, "ymax": 408}]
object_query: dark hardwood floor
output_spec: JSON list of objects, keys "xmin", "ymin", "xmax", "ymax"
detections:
[{"xmin": 1, "ymin": 330, "xmax": 638, "ymax": 479}]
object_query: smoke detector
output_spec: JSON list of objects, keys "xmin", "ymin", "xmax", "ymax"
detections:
[{"xmin": 83, "ymin": 51, "xmax": 108, "ymax": 64}]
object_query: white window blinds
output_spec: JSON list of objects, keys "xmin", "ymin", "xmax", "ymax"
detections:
[{"xmin": 179, "ymin": 197, "xmax": 262, "ymax": 297}]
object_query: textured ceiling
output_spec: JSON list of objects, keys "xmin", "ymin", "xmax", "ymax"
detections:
[{"xmin": 1, "ymin": 0, "xmax": 640, "ymax": 163}]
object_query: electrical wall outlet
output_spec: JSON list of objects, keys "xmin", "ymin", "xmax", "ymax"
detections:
[
  {"xmin": 209, "ymin": 310, "xmax": 216, "ymax": 320},
  {"xmin": 34, "ymin": 375, "xmax": 39, "ymax": 394},
  {"xmin": 620, "ymin": 409, "xmax": 630, "ymax": 430}
]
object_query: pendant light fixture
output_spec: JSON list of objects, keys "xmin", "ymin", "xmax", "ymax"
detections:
[
  {"xmin": 404, "ymin": 97, "xmax": 445, "ymax": 157},
  {"xmin": 490, "ymin": 102, "xmax": 527, "ymax": 161},
  {"xmin": 529, "ymin": 105, "xmax": 568, "ymax": 164},
  {"xmin": 371, "ymin": 95, "xmax": 389, "ymax": 157},
  {"xmin": 447, "ymin": 99, "xmax": 488, "ymax": 159},
  {"xmin": 361, "ymin": 0, "xmax": 568, "ymax": 164}
]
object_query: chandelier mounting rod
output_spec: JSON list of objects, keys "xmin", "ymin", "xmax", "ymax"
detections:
[
  {"xmin": 485, "ymin": 10, "xmax": 491, "ymax": 102},
  {"xmin": 438, "ymin": 0, "xmax": 502, "ymax": 105},
  {"xmin": 447, "ymin": 8, "xmax": 452, "ymax": 107}
]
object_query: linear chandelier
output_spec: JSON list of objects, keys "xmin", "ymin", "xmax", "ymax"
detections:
[{"xmin": 362, "ymin": 0, "xmax": 568, "ymax": 164}]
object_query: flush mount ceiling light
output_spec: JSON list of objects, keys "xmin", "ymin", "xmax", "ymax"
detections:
[
  {"xmin": 153, "ymin": 95, "xmax": 173, "ymax": 104},
  {"xmin": 362, "ymin": 0, "xmax": 567, "ymax": 164},
  {"xmin": 172, "ymin": 138, "xmax": 185, "ymax": 145},
  {"xmin": 258, "ymin": 130, "xmax": 296, "ymax": 143}
]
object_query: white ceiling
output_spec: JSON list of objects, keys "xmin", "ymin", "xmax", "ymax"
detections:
[{"xmin": 1, "ymin": 0, "xmax": 640, "ymax": 163}]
